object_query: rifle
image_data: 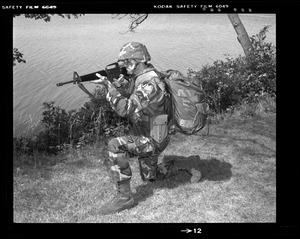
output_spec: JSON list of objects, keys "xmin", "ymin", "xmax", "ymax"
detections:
[{"xmin": 56, "ymin": 62, "xmax": 129, "ymax": 98}]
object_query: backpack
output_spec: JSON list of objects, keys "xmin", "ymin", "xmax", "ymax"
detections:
[{"xmin": 157, "ymin": 69, "xmax": 209, "ymax": 135}]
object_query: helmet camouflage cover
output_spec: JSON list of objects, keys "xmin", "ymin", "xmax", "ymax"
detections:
[{"xmin": 118, "ymin": 42, "xmax": 151, "ymax": 63}]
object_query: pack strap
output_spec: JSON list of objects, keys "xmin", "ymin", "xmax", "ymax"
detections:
[{"xmin": 154, "ymin": 69, "xmax": 177, "ymax": 134}]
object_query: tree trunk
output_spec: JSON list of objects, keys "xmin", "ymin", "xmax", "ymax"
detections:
[{"xmin": 227, "ymin": 14, "xmax": 253, "ymax": 57}]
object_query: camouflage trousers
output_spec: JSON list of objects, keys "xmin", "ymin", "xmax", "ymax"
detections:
[{"xmin": 106, "ymin": 135, "xmax": 169, "ymax": 183}]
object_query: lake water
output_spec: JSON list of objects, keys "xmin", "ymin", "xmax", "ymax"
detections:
[{"xmin": 13, "ymin": 14, "xmax": 276, "ymax": 137}]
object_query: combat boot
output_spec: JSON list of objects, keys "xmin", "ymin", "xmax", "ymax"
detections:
[{"xmin": 99, "ymin": 180, "xmax": 135, "ymax": 215}]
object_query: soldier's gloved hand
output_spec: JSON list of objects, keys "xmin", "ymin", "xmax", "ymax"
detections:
[{"xmin": 90, "ymin": 73, "xmax": 113, "ymax": 90}]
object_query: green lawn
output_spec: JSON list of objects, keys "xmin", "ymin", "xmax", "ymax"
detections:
[{"xmin": 13, "ymin": 113, "xmax": 276, "ymax": 223}]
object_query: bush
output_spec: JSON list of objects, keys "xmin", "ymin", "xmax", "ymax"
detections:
[
  {"xmin": 14, "ymin": 86, "xmax": 129, "ymax": 156},
  {"xmin": 189, "ymin": 25, "xmax": 276, "ymax": 113}
]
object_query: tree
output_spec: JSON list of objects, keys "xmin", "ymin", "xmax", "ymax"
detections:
[
  {"xmin": 13, "ymin": 14, "xmax": 83, "ymax": 66},
  {"xmin": 227, "ymin": 14, "xmax": 253, "ymax": 57}
]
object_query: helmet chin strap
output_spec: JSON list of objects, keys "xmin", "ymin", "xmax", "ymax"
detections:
[{"xmin": 127, "ymin": 61, "xmax": 140, "ymax": 75}]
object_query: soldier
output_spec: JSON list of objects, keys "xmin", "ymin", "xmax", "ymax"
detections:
[{"xmin": 92, "ymin": 42, "xmax": 201, "ymax": 215}]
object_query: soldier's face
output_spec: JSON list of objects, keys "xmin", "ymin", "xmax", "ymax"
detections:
[{"xmin": 121, "ymin": 59, "xmax": 137, "ymax": 74}]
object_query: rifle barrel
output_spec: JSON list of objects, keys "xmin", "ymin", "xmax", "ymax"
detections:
[{"xmin": 56, "ymin": 80, "xmax": 75, "ymax": 87}]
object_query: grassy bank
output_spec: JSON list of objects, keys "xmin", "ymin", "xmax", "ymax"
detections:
[{"xmin": 13, "ymin": 109, "xmax": 276, "ymax": 223}]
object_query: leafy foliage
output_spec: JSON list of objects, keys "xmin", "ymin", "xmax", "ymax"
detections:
[
  {"xmin": 13, "ymin": 14, "xmax": 83, "ymax": 22},
  {"xmin": 188, "ymin": 26, "xmax": 276, "ymax": 113},
  {"xmin": 13, "ymin": 48, "xmax": 26, "ymax": 66},
  {"xmin": 14, "ymin": 86, "xmax": 129, "ymax": 156}
]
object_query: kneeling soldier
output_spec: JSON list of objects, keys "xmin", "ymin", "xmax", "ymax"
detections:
[{"xmin": 92, "ymin": 42, "xmax": 201, "ymax": 215}]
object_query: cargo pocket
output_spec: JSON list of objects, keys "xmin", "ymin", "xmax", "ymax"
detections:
[{"xmin": 150, "ymin": 114, "xmax": 168, "ymax": 143}]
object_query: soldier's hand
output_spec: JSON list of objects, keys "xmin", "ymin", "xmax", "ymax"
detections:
[
  {"xmin": 90, "ymin": 74, "xmax": 108, "ymax": 84},
  {"xmin": 91, "ymin": 73, "xmax": 114, "ymax": 91}
]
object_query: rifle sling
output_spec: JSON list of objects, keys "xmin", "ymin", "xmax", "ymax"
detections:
[{"xmin": 77, "ymin": 82, "xmax": 96, "ymax": 100}]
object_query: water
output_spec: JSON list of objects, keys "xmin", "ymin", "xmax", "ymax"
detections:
[{"xmin": 13, "ymin": 14, "xmax": 276, "ymax": 136}]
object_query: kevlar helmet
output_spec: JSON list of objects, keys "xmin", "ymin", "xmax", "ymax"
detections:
[{"xmin": 118, "ymin": 42, "xmax": 151, "ymax": 63}]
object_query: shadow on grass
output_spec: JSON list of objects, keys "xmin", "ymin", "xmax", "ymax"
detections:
[
  {"xmin": 208, "ymin": 134, "xmax": 275, "ymax": 159},
  {"xmin": 133, "ymin": 155, "xmax": 232, "ymax": 205},
  {"xmin": 198, "ymin": 157, "xmax": 233, "ymax": 181}
]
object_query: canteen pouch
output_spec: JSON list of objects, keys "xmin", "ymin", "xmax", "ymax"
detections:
[{"xmin": 150, "ymin": 114, "xmax": 168, "ymax": 143}]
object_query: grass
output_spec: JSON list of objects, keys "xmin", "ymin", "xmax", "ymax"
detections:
[{"xmin": 13, "ymin": 111, "xmax": 276, "ymax": 223}]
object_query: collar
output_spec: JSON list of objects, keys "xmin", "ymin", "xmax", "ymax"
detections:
[{"xmin": 130, "ymin": 63, "xmax": 156, "ymax": 80}]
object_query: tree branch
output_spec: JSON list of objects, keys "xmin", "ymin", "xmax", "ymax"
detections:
[{"xmin": 113, "ymin": 14, "xmax": 148, "ymax": 34}]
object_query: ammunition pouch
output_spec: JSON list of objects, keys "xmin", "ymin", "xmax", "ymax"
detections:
[{"xmin": 150, "ymin": 114, "xmax": 168, "ymax": 144}]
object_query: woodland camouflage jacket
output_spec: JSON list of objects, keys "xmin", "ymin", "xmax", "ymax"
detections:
[{"xmin": 105, "ymin": 64, "xmax": 171, "ymax": 137}]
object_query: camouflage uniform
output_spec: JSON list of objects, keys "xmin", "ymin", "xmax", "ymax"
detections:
[
  {"xmin": 106, "ymin": 43, "xmax": 171, "ymax": 183},
  {"xmin": 98, "ymin": 42, "xmax": 201, "ymax": 215}
]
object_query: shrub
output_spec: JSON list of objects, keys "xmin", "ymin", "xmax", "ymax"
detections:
[{"xmin": 189, "ymin": 25, "xmax": 276, "ymax": 113}]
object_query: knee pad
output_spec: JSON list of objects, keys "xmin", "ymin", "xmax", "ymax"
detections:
[{"xmin": 107, "ymin": 138, "xmax": 120, "ymax": 153}]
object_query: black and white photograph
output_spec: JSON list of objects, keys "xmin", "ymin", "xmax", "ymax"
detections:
[{"xmin": 5, "ymin": 1, "xmax": 297, "ymax": 237}]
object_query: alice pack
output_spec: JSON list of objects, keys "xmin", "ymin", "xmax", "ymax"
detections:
[{"xmin": 158, "ymin": 70, "xmax": 209, "ymax": 135}]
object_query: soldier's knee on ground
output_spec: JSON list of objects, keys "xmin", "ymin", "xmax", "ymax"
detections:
[
  {"xmin": 108, "ymin": 137, "xmax": 121, "ymax": 153},
  {"xmin": 138, "ymin": 156, "xmax": 159, "ymax": 182}
]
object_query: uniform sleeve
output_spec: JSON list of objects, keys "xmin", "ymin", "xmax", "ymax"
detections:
[{"xmin": 106, "ymin": 77, "xmax": 164, "ymax": 117}]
